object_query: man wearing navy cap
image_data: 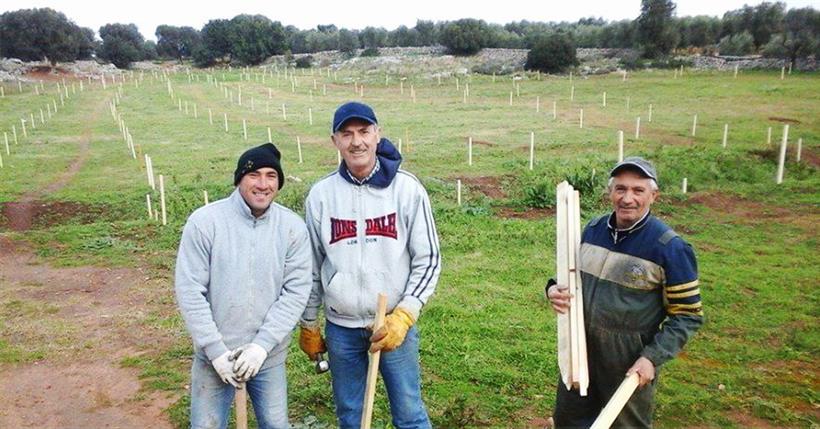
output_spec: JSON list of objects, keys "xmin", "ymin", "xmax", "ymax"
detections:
[
  {"xmin": 298, "ymin": 102, "xmax": 440, "ymax": 428},
  {"xmin": 175, "ymin": 143, "xmax": 312, "ymax": 429},
  {"xmin": 547, "ymin": 157, "xmax": 703, "ymax": 428}
]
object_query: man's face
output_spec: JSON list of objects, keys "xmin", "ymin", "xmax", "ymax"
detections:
[
  {"xmin": 238, "ymin": 167, "xmax": 279, "ymax": 217},
  {"xmin": 332, "ymin": 118, "xmax": 380, "ymax": 179},
  {"xmin": 609, "ymin": 170, "xmax": 658, "ymax": 229}
]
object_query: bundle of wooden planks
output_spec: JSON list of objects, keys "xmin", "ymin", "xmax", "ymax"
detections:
[{"xmin": 555, "ymin": 181, "xmax": 589, "ymax": 396}]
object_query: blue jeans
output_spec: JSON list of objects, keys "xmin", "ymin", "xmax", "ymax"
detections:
[
  {"xmin": 189, "ymin": 356, "xmax": 289, "ymax": 429},
  {"xmin": 325, "ymin": 321, "xmax": 431, "ymax": 429}
]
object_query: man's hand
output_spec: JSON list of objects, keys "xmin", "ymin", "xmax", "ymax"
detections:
[
  {"xmin": 626, "ymin": 356, "xmax": 655, "ymax": 388},
  {"xmin": 369, "ymin": 307, "xmax": 415, "ymax": 353},
  {"xmin": 231, "ymin": 343, "xmax": 268, "ymax": 382},
  {"xmin": 299, "ymin": 324, "xmax": 327, "ymax": 360},
  {"xmin": 212, "ymin": 350, "xmax": 240, "ymax": 388},
  {"xmin": 547, "ymin": 283, "xmax": 572, "ymax": 314}
]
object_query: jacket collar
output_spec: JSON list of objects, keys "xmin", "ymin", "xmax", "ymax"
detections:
[
  {"xmin": 338, "ymin": 138, "xmax": 402, "ymax": 188},
  {"xmin": 607, "ymin": 209, "xmax": 651, "ymax": 243},
  {"xmin": 230, "ymin": 188, "xmax": 272, "ymax": 222}
]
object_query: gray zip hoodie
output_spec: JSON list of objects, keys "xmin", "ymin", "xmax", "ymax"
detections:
[{"xmin": 175, "ymin": 188, "xmax": 312, "ymax": 368}]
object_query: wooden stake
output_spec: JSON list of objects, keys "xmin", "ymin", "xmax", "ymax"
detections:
[
  {"xmin": 282, "ymin": 104, "xmax": 287, "ymax": 121},
  {"xmin": 296, "ymin": 136, "xmax": 303, "ymax": 164},
  {"xmin": 776, "ymin": 124, "xmax": 789, "ymax": 184},
  {"xmin": 3, "ymin": 132, "xmax": 8, "ymax": 155},
  {"xmin": 457, "ymin": 179, "xmax": 462, "ymax": 206},
  {"xmin": 536, "ymin": 96, "xmax": 540, "ymax": 113},
  {"xmin": 618, "ymin": 130, "xmax": 624, "ymax": 162},
  {"xmin": 209, "ymin": 109, "xmax": 213, "ymax": 125},
  {"xmin": 243, "ymin": 119, "xmax": 248, "ymax": 140},
  {"xmin": 734, "ymin": 64, "xmax": 739, "ymax": 78},
  {"xmin": 635, "ymin": 117, "xmax": 641, "ymax": 140},
  {"xmin": 509, "ymin": 92, "xmax": 513, "ymax": 106},
  {"xmin": 224, "ymin": 114, "xmax": 229, "ymax": 133},
  {"xmin": 159, "ymin": 175, "xmax": 167, "ymax": 226},
  {"xmin": 570, "ymin": 85, "xmax": 575, "ymax": 102},
  {"xmin": 553, "ymin": 101, "xmax": 557, "ymax": 120},
  {"xmin": 146, "ymin": 194, "xmax": 153, "ymax": 219},
  {"xmin": 691, "ymin": 114, "xmax": 698, "ymax": 137},
  {"xmin": 203, "ymin": 190, "xmax": 209, "ymax": 205},
  {"xmin": 602, "ymin": 91, "xmax": 606, "ymax": 107},
  {"xmin": 767, "ymin": 126, "xmax": 772, "ymax": 145},
  {"xmin": 682, "ymin": 178, "xmax": 688, "ymax": 194},
  {"xmin": 361, "ymin": 293, "xmax": 388, "ymax": 429},
  {"xmin": 468, "ymin": 137, "xmax": 473, "ymax": 166},
  {"xmin": 529, "ymin": 132, "xmax": 535, "ymax": 170},
  {"xmin": 590, "ymin": 374, "xmax": 640, "ymax": 429},
  {"xmin": 722, "ymin": 124, "xmax": 728, "ymax": 148},
  {"xmin": 648, "ymin": 104, "xmax": 653, "ymax": 123},
  {"xmin": 780, "ymin": 66, "xmax": 785, "ymax": 80},
  {"xmin": 796, "ymin": 138, "xmax": 802, "ymax": 163},
  {"xmin": 579, "ymin": 109, "xmax": 583, "ymax": 129},
  {"xmin": 309, "ymin": 108, "xmax": 313, "ymax": 126}
]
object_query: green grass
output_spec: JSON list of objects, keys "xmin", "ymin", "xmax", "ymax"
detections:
[{"xmin": 0, "ymin": 65, "xmax": 817, "ymax": 427}]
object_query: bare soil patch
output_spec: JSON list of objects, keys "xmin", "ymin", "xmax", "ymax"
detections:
[
  {"xmin": 0, "ymin": 237, "xmax": 175, "ymax": 428},
  {"xmin": 768, "ymin": 116, "xmax": 801, "ymax": 125},
  {"xmin": 0, "ymin": 201, "xmax": 107, "ymax": 232},
  {"xmin": 459, "ymin": 176, "xmax": 507, "ymax": 199},
  {"xmin": 496, "ymin": 206, "xmax": 554, "ymax": 219}
]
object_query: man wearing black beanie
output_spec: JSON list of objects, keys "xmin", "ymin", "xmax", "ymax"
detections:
[{"xmin": 175, "ymin": 142, "xmax": 312, "ymax": 429}]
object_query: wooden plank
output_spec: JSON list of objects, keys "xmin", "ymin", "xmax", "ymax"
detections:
[
  {"xmin": 571, "ymin": 189, "xmax": 589, "ymax": 396},
  {"xmin": 555, "ymin": 181, "xmax": 572, "ymax": 390},
  {"xmin": 361, "ymin": 293, "xmax": 388, "ymax": 429},
  {"xmin": 566, "ymin": 185, "xmax": 580, "ymax": 386},
  {"xmin": 235, "ymin": 384, "xmax": 247, "ymax": 429},
  {"xmin": 590, "ymin": 373, "xmax": 640, "ymax": 429}
]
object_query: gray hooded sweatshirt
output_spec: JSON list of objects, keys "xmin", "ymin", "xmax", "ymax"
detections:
[{"xmin": 175, "ymin": 188, "xmax": 312, "ymax": 369}]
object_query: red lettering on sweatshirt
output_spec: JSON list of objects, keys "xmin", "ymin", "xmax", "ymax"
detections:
[
  {"xmin": 330, "ymin": 218, "xmax": 357, "ymax": 244},
  {"xmin": 365, "ymin": 213, "xmax": 398, "ymax": 240}
]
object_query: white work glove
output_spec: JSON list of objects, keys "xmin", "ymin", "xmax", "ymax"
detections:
[
  {"xmin": 231, "ymin": 343, "xmax": 268, "ymax": 382},
  {"xmin": 211, "ymin": 350, "xmax": 240, "ymax": 388}
]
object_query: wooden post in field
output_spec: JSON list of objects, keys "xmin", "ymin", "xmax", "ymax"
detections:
[
  {"xmin": 282, "ymin": 104, "xmax": 287, "ymax": 121},
  {"xmin": 722, "ymin": 124, "xmax": 728, "ymax": 148},
  {"xmin": 788, "ymin": 63, "xmax": 792, "ymax": 75},
  {"xmin": 457, "ymin": 179, "xmax": 462, "ymax": 206},
  {"xmin": 296, "ymin": 136, "xmax": 303, "ymax": 164},
  {"xmin": 776, "ymin": 125, "xmax": 789, "ymax": 184},
  {"xmin": 146, "ymin": 194, "xmax": 152, "ymax": 219},
  {"xmin": 553, "ymin": 101, "xmax": 557, "ymax": 119},
  {"xmin": 691, "ymin": 114, "xmax": 698, "ymax": 137},
  {"xmin": 796, "ymin": 138, "xmax": 802, "ymax": 162},
  {"xmin": 309, "ymin": 108, "xmax": 313, "ymax": 126},
  {"xmin": 12, "ymin": 125, "xmax": 18, "ymax": 144},
  {"xmin": 267, "ymin": 127, "xmax": 272, "ymax": 143},
  {"xmin": 224, "ymin": 114, "xmax": 229, "ymax": 133},
  {"xmin": 529, "ymin": 132, "xmax": 535, "ymax": 170},
  {"xmin": 184, "ymin": 101, "xmax": 189, "ymax": 115},
  {"xmin": 648, "ymin": 104, "xmax": 653, "ymax": 122},
  {"xmin": 203, "ymin": 190, "xmax": 209, "ymax": 205},
  {"xmin": 20, "ymin": 118, "xmax": 27, "ymax": 138},
  {"xmin": 159, "ymin": 174, "xmax": 167, "ymax": 226},
  {"xmin": 398, "ymin": 138, "xmax": 402, "ymax": 154},
  {"xmin": 618, "ymin": 130, "xmax": 624, "ymax": 162},
  {"xmin": 570, "ymin": 85, "xmax": 575, "ymax": 101},
  {"xmin": 468, "ymin": 137, "xmax": 473, "ymax": 166},
  {"xmin": 734, "ymin": 64, "xmax": 739, "ymax": 78},
  {"xmin": 456, "ymin": 77, "xmax": 460, "ymax": 91},
  {"xmin": 30, "ymin": 113, "xmax": 36, "ymax": 130},
  {"xmin": 400, "ymin": 81, "xmax": 404, "ymax": 95},
  {"xmin": 536, "ymin": 96, "xmax": 540, "ymax": 113},
  {"xmin": 579, "ymin": 109, "xmax": 583, "ymax": 129},
  {"xmin": 682, "ymin": 178, "xmax": 688, "ymax": 194},
  {"xmin": 509, "ymin": 92, "xmax": 513, "ymax": 106},
  {"xmin": 635, "ymin": 117, "xmax": 641, "ymax": 140},
  {"xmin": 767, "ymin": 127, "xmax": 772, "ymax": 145},
  {"xmin": 780, "ymin": 66, "xmax": 785, "ymax": 80},
  {"xmin": 602, "ymin": 92, "xmax": 606, "ymax": 107},
  {"xmin": 209, "ymin": 109, "xmax": 213, "ymax": 125},
  {"xmin": 243, "ymin": 119, "xmax": 248, "ymax": 140},
  {"xmin": 4, "ymin": 132, "xmax": 9, "ymax": 155},
  {"xmin": 623, "ymin": 70, "xmax": 627, "ymax": 82},
  {"xmin": 361, "ymin": 293, "xmax": 388, "ymax": 429},
  {"xmin": 590, "ymin": 374, "xmax": 640, "ymax": 429}
]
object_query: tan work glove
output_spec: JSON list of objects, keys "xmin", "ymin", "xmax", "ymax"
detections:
[
  {"xmin": 369, "ymin": 307, "xmax": 415, "ymax": 353},
  {"xmin": 299, "ymin": 324, "xmax": 326, "ymax": 360}
]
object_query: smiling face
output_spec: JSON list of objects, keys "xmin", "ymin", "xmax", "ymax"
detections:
[
  {"xmin": 238, "ymin": 167, "xmax": 279, "ymax": 217},
  {"xmin": 609, "ymin": 170, "xmax": 658, "ymax": 229},
  {"xmin": 332, "ymin": 118, "xmax": 380, "ymax": 180}
]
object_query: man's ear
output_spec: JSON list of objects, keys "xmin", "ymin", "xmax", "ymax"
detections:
[{"xmin": 330, "ymin": 134, "xmax": 339, "ymax": 148}]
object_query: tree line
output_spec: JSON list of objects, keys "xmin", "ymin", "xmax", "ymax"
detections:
[{"xmin": 0, "ymin": 1, "xmax": 816, "ymax": 71}]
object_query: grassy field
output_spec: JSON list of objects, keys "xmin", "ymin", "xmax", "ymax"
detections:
[{"xmin": 0, "ymin": 63, "xmax": 817, "ymax": 428}]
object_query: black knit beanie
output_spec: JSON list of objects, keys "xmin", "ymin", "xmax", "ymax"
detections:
[{"xmin": 234, "ymin": 143, "xmax": 285, "ymax": 189}]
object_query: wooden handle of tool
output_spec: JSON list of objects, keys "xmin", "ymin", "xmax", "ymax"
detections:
[
  {"xmin": 361, "ymin": 293, "xmax": 388, "ymax": 429},
  {"xmin": 235, "ymin": 383, "xmax": 247, "ymax": 429},
  {"xmin": 590, "ymin": 373, "xmax": 640, "ymax": 429}
]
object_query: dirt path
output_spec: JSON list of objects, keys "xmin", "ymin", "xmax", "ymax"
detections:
[{"xmin": 0, "ymin": 94, "xmax": 176, "ymax": 427}]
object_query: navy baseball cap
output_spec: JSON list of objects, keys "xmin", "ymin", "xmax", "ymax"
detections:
[
  {"xmin": 332, "ymin": 102, "xmax": 378, "ymax": 133},
  {"xmin": 610, "ymin": 156, "xmax": 658, "ymax": 182}
]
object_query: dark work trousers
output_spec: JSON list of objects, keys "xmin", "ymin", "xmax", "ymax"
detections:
[{"xmin": 553, "ymin": 324, "xmax": 658, "ymax": 428}]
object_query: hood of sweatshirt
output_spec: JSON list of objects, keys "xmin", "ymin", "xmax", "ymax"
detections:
[{"xmin": 338, "ymin": 138, "xmax": 402, "ymax": 188}]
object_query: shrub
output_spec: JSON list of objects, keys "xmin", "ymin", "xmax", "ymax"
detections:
[
  {"xmin": 294, "ymin": 55, "xmax": 312, "ymax": 68},
  {"xmin": 525, "ymin": 33, "xmax": 578, "ymax": 74},
  {"xmin": 439, "ymin": 19, "xmax": 490, "ymax": 56},
  {"xmin": 360, "ymin": 47, "xmax": 380, "ymax": 57},
  {"xmin": 718, "ymin": 31, "xmax": 755, "ymax": 56}
]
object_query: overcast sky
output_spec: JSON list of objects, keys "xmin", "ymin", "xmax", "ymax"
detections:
[{"xmin": 2, "ymin": 0, "xmax": 817, "ymax": 41}]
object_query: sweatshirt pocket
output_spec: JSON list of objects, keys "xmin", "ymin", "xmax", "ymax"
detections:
[
  {"xmin": 358, "ymin": 271, "xmax": 401, "ymax": 315},
  {"xmin": 324, "ymin": 271, "xmax": 360, "ymax": 318}
]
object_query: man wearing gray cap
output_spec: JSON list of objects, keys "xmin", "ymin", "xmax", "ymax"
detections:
[{"xmin": 547, "ymin": 157, "xmax": 703, "ymax": 427}]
